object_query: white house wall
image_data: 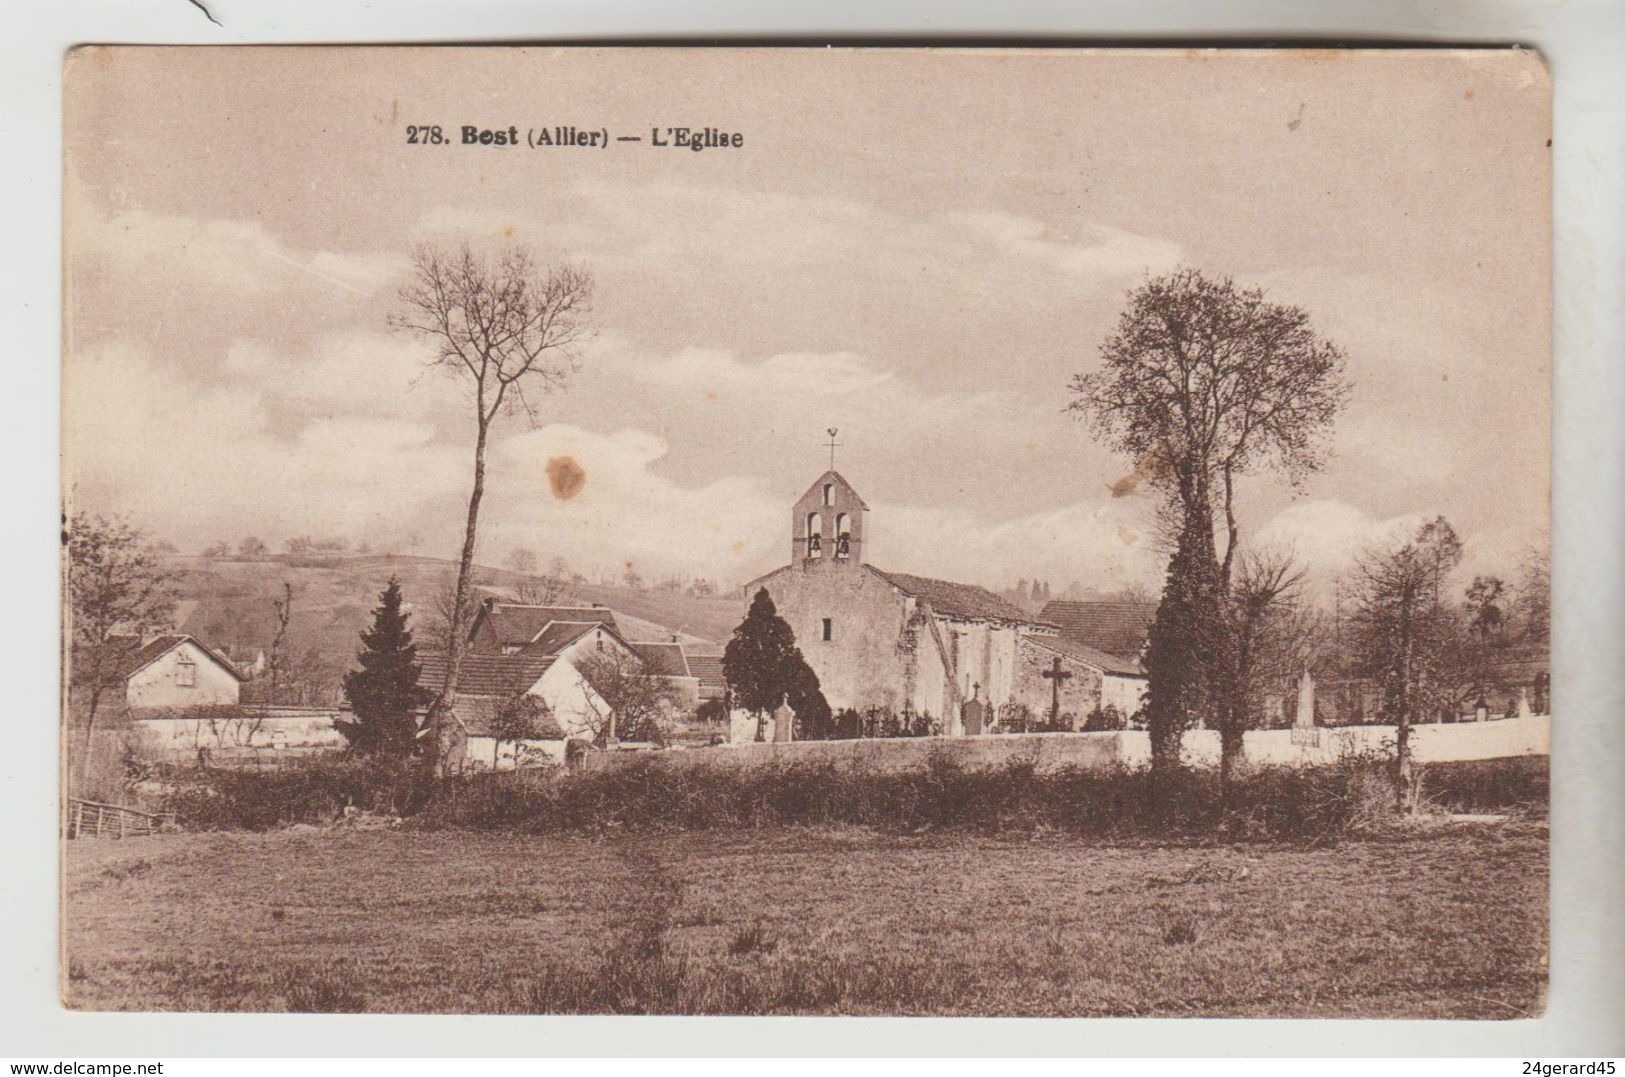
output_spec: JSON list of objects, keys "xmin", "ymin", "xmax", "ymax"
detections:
[
  {"xmin": 529, "ymin": 656, "xmax": 614, "ymax": 739},
  {"xmin": 126, "ymin": 641, "xmax": 241, "ymax": 711}
]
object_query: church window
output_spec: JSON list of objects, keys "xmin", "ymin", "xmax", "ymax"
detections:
[
  {"xmin": 823, "ymin": 483, "xmax": 834, "ymax": 506},
  {"xmin": 822, "ymin": 618, "xmax": 833, "ymax": 641},
  {"xmin": 806, "ymin": 512, "xmax": 823, "ymax": 558},
  {"xmin": 595, "ymin": 637, "xmax": 604, "ymax": 652},
  {"xmin": 176, "ymin": 656, "xmax": 196, "ymax": 687}
]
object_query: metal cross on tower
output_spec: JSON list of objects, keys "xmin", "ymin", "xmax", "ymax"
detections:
[
  {"xmin": 1041, "ymin": 657, "xmax": 1073, "ymax": 729},
  {"xmin": 825, "ymin": 427, "xmax": 842, "ymax": 470}
]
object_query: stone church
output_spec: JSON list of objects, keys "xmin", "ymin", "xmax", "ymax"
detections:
[{"xmin": 743, "ymin": 470, "xmax": 1147, "ymax": 733}]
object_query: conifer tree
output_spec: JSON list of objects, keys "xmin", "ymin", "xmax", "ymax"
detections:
[
  {"xmin": 339, "ymin": 577, "xmax": 424, "ymax": 758},
  {"xmin": 723, "ymin": 588, "xmax": 811, "ymax": 742}
]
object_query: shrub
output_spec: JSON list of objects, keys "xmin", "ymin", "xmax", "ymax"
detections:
[
  {"xmin": 162, "ymin": 756, "xmax": 424, "ymax": 830},
  {"xmin": 410, "ymin": 751, "xmax": 1525, "ymax": 842}
]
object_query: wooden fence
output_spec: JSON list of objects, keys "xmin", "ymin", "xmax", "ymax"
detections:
[{"xmin": 66, "ymin": 798, "xmax": 174, "ymax": 840}]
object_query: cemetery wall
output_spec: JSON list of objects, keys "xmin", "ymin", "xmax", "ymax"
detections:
[{"xmin": 593, "ymin": 714, "xmax": 1550, "ymax": 775}]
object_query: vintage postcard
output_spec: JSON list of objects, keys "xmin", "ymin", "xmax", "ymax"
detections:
[{"xmin": 61, "ymin": 46, "xmax": 1550, "ymax": 1017}]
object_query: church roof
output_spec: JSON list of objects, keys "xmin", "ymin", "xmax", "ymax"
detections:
[
  {"xmin": 1038, "ymin": 600, "xmax": 1156, "ymax": 662},
  {"xmin": 871, "ymin": 568, "xmax": 1041, "ymax": 625},
  {"xmin": 1026, "ymin": 633, "xmax": 1146, "ymax": 677}
]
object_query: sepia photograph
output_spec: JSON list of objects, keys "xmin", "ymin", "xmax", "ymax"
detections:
[{"xmin": 59, "ymin": 45, "xmax": 1552, "ymax": 1019}]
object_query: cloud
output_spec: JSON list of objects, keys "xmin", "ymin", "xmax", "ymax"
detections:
[
  {"xmin": 71, "ymin": 202, "xmax": 403, "ymax": 297},
  {"xmin": 222, "ymin": 331, "xmax": 446, "ymax": 421},
  {"xmin": 947, "ymin": 211, "xmax": 1184, "ymax": 279},
  {"xmin": 64, "ymin": 342, "xmax": 464, "ymax": 546}
]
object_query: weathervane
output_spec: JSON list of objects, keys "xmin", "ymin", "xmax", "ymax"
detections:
[{"xmin": 825, "ymin": 427, "xmax": 842, "ymax": 470}]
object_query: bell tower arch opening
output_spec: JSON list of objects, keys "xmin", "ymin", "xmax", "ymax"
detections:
[{"xmin": 790, "ymin": 466, "xmax": 869, "ymax": 567}]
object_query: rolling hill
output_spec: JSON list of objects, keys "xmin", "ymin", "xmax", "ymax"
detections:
[{"xmin": 166, "ymin": 553, "xmax": 742, "ymax": 693}]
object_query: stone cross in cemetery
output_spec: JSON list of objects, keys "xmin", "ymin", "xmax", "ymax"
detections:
[
  {"xmin": 1041, "ymin": 657, "xmax": 1072, "ymax": 730},
  {"xmin": 772, "ymin": 699, "xmax": 795, "ymax": 743}
]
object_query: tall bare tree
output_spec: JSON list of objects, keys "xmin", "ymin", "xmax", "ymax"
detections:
[
  {"xmin": 266, "ymin": 581, "xmax": 294, "ymax": 704},
  {"xmin": 392, "ymin": 242, "xmax": 593, "ymax": 767},
  {"xmin": 1070, "ymin": 268, "xmax": 1350, "ymax": 772},
  {"xmin": 1206, "ymin": 548, "xmax": 1311, "ymax": 790},
  {"xmin": 66, "ymin": 513, "xmax": 177, "ymax": 774},
  {"xmin": 1346, "ymin": 516, "xmax": 1464, "ymax": 808}
]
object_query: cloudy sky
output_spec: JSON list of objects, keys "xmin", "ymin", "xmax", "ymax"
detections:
[{"xmin": 63, "ymin": 47, "xmax": 1549, "ymax": 596}]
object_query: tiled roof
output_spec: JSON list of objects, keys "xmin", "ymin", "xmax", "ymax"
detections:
[
  {"xmin": 450, "ymin": 696, "xmax": 566, "ymax": 740},
  {"xmin": 1026, "ymin": 633, "xmax": 1145, "ymax": 677},
  {"xmin": 416, "ymin": 652, "xmax": 555, "ymax": 697},
  {"xmin": 525, "ymin": 621, "xmax": 601, "ymax": 656},
  {"xmin": 471, "ymin": 603, "xmax": 619, "ymax": 649},
  {"xmin": 630, "ymin": 641, "xmax": 691, "ymax": 678},
  {"xmin": 687, "ymin": 654, "xmax": 726, "ymax": 700},
  {"xmin": 686, "ymin": 653, "xmax": 726, "ymax": 690},
  {"xmin": 1038, "ymin": 600, "xmax": 1156, "ymax": 661},
  {"xmin": 871, "ymin": 569, "xmax": 1041, "ymax": 625}
]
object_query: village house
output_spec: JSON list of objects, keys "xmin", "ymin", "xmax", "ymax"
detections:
[
  {"xmin": 743, "ymin": 470, "xmax": 1149, "ymax": 733},
  {"xmin": 75, "ymin": 633, "xmax": 247, "ymax": 715},
  {"xmin": 419, "ymin": 600, "xmax": 713, "ymax": 767}
]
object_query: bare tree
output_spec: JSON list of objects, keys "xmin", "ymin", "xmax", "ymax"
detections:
[
  {"xmin": 392, "ymin": 241, "xmax": 594, "ymax": 767},
  {"xmin": 421, "ymin": 571, "xmax": 464, "ymax": 656},
  {"xmin": 266, "ymin": 581, "xmax": 294, "ymax": 704},
  {"xmin": 508, "ymin": 547, "xmax": 538, "ymax": 575},
  {"xmin": 1206, "ymin": 548, "xmax": 1309, "ymax": 790},
  {"xmin": 66, "ymin": 513, "xmax": 177, "ymax": 774},
  {"xmin": 574, "ymin": 650, "xmax": 678, "ymax": 747},
  {"xmin": 1515, "ymin": 544, "xmax": 1550, "ymax": 643},
  {"xmin": 516, "ymin": 574, "xmax": 570, "ymax": 606}
]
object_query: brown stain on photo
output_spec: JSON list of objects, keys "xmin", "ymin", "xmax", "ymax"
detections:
[{"xmin": 546, "ymin": 456, "xmax": 586, "ymax": 500}]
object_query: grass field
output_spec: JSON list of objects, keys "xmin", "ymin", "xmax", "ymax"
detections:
[{"xmin": 62, "ymin": 820, "xmax": 1547, "ymax": 1017}]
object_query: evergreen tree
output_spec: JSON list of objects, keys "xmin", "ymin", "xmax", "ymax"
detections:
[
  {"xmin": 723, "ymin": 588, "xmax": 809, "ymax": 741},
  {"xmin": 1142, "ymin": 495, "xmax": 1229, "ymax": 774},
  {"xmin": 786, "ymin": 658, "xmax": 832, "ymax": 739},
  {"xmin": 339, "ymin": 578, "xmax": 425, "ymax": 757}
]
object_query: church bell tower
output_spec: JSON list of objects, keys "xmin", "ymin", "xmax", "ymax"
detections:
[{"xmin": 791, "ymin": 470, "xmax": 868, "ymax": 567}]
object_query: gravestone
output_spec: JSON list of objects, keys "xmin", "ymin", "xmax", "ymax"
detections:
[
  {"xmin": 1290, "ymin": 669, "xmax": 1321, "ymax": 747},
  {"xmin": 961, "ymin": 696, "xmax": 987, "ymax": 737},
  {"xmin": 772, "ymin": 700, "xmax": 795, "ymax": 743}
]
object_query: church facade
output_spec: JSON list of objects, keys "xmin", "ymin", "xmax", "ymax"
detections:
[{"xmin": 743, "ymin": 470, "xmax": 1147, "ymax": 733}]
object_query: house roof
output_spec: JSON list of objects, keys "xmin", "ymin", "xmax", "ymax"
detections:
[
  {"xmin": 525, "ymin": 620, "xmax": 602, "ymax": 656},
  {"xmin": 469, "ymin": 603, "xmax": 619, "ymax": 649},
  {"xmin": 686, "ymin": 653, "xmax": 726, "ymax": 691},
  {"xmin": 416, "ymin": 652, "xmax": 556, "ymax": 697},
  {"xmin": 449, "ymin": 696, "xmax": 566, "ymax": 740},
  {"xmin": 629, "ymin": 641, "xmax": 692, "ymax": 678},
  {"xmin": 87, "ymin": 634, "xmax": 248, "ymax": 684},
  {"xmin": 1038, "ymin": 600, "xmax": 1157, "ymax": 661},
  {"xmin": 871, "ymin": 568, "xmax": 1042, "ymax": 625},
  {"xmin": 1026, "ymin": 634, "xmax": 1146, "ymax": 677}
]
